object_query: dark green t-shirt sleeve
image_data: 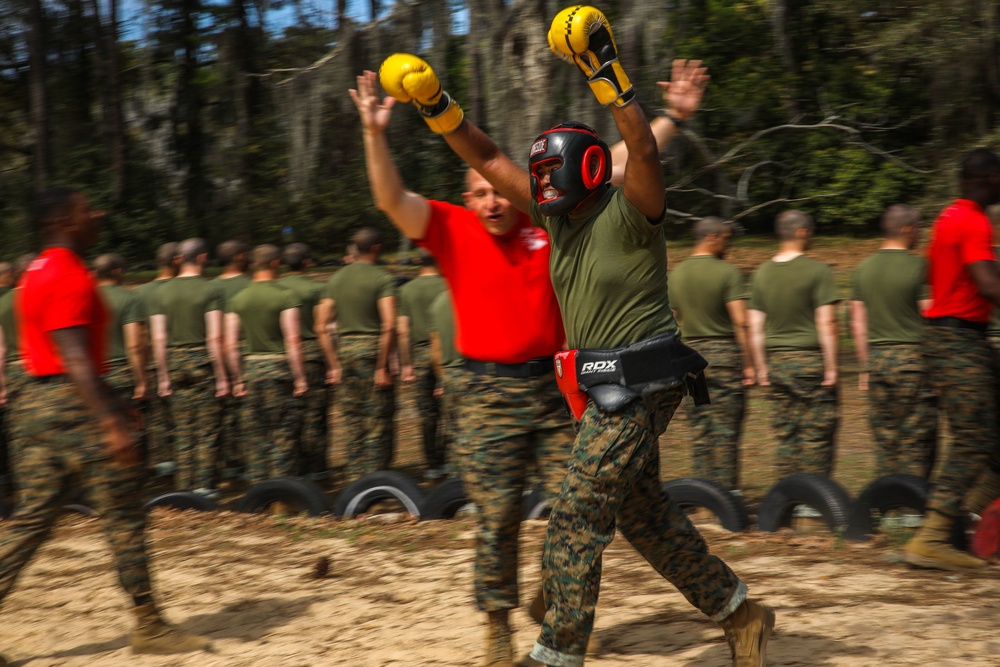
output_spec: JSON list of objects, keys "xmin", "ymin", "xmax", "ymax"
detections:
[
  {"xmin": 813, "ymin": 264, "xmax": 839, "ymax": 307},
  {"xmin": 916, "ymin": 258, "xmax": 929, "ymax": 302},
  {"xmin": 850, "ymin": 267, "xmax": 862, "ymax": 302},
  {"xmin": 207, "ymin": 284, "xmax": 224, "ymax": 313},
  {"xmin": 616, "ymin": 189, "xmax": 668, "ymax": 245},
  {"xmin": 723, "ymin": 265, "xmax": 748, "ymax": 303},
  {"xmin": 377, "ymin": 273, "xmax": 397, "ymax": 301},
  {"xmin": 122, "ymin": 292, "xmax": 145, "ymax": 325},
  {"xmin": 748, "ymin": 269, "xmax": 764, "ymax": 312}
]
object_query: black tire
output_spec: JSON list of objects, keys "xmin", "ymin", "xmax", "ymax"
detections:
[
  {"xmin": 332, "ymin": 471, "xmax": 425, "ymax": 518},
  {"xmin": 845, "ymin": 474, "xmax": 968, "ymax": 549},
  {"xmin": 422, "ymin": 478, "xmax": 476, "ymax": 520},
  {"xmin": 522, "ymin": 488, "xmax": 551, "ymax": 520},
  {"xmin": 845, "ymin": 474, "xmax": 929, "ymax": 541},
  {"xmin": 235, "ymin": 477, "xmax": 332, "ymax": 517},
  {"xmin": 144, "ymin": 491, "xmax": 220, "ymax": 513},
  {"xmin": 661, "ymin": 478, "xmax": 750, "ymax": 532},
  {"xmin": 757, "ymin": 473, "xmax": 853, "ymax": 532}
]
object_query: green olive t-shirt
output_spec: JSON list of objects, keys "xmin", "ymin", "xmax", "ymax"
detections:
[
  {"xmin": 749, "ymin": 255, "xmax": 839, "ymax": 351},
  {"xmin": 850, "ymin": 249, "xmax": 928, "ymax": 345},
  {"xmin": 227, "ymin": 280, "xmax": 301, "ymax": 354},
  {"xmin": 400, "ymin": 274, "xmax": 447, "ymax": 346},
  {"xmin": 322, "ymin": 262, "xmax": 397, "ymax": 336},
  {"xmin": 668, "ymin": 255, "xmax": 747, "ymax": 340}
]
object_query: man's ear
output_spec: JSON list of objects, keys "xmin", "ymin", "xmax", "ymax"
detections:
[{"xmin": 462, "ymin": 191, "xmax": 474, "ymax": 210}]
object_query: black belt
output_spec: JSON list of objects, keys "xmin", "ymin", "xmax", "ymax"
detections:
[
  {"xmin": 32, "ymin": 374, "xmax": 70, "ymax": 384},
  {"xmin": 927, "ymin": 317, "xmax": 987, "ymax": 335},
  {"xmin": 464, "ymin": 357, "xmax": 553, "ymax": 378}
]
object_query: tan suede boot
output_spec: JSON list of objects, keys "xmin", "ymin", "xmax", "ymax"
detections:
[
  {"xmin": 485, "ymin": 610, "xmax": 515, "ymax": 667},
  {"xmin": 527, "ymin": 586, "xmax": 601, "ymax": 655},
  {"xmin": 965, "ymin": 469, "xmax": 1000, "ymax": 515},
  {"xmin": 719, "ymin": 599, "xmax": 775, "ymax": 667},
  {"xmin": 131, "ymin": 603, "xmax": 212, "ymax": 655},
  {"xmin": 904, "ymin": 511, "xmax": 988, "ymax": 571}
]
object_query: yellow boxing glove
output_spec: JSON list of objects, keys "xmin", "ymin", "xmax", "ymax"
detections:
[
  {"xmin": 378, "ymin": 53, "xmax": 464, "ymax": 134},
  {"xmin": 548, "ymin": 5, "xmax": 634, "ymax": 107}
]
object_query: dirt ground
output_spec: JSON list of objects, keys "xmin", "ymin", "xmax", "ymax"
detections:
[{"xmin": 4, "ymin": 238, "xmax": 996, "ymax": 666}]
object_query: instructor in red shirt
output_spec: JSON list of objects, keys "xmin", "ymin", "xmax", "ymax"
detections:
[
  {"xmin": 905, "ymin": 149, "xmax": 1000, "ymax": 571},
  {"xmin": 0, "ymin": 189, "xmax": 210, "ymax": 664}
]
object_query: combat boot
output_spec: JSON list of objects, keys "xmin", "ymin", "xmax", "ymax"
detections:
[
  {"xmin": 719, "ymin": 599, "xmax": 775, "ymax": 667},
  {"xmin": 527, "ymin": 586, "xmax": 601, "ymax": 655},
  {"xmin": 485, "ymin": 610, "xmax": 515, "ymax": 667},
  {"xmin": 131, "ymin": 603, "xmax": 212, "ymax": 655},
  {"xmin": 904, "ymin": 511, "xmax": 988, "ymax": 571},
  {"xmin": 965, "ymin": 469, "xmax": 1000, "ymax": 515}
]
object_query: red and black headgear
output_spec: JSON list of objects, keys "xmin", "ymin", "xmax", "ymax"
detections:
[{"xmin": 529, "ymin": 122, "xmax": 612, "ymax": 216}]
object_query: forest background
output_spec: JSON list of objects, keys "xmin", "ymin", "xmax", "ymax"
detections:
[{"xmin": 2, "ymin": 0, "xmax": 999, "ymax": 263}]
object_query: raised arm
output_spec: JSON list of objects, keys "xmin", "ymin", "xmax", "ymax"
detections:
[
  {"xmin": 350, "ymin": 71, "xmax": 432, "ymax": 239},
  {"xmin": 609, "ymin": 60, "xmax": 709, "ymax": 186}
]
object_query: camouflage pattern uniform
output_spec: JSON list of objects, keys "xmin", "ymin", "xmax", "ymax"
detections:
[
  {"xmin": 241, "ymin": 357, "xmax": 303, "ymax": 482},
  {"xmin": 399, "ymin": 273, "xmax": 447, "ymax": 471},
  {"xmin": 323, "ymin": 262, "xmax": 397, "ymax": 482},
  {"xmin": 0, "ymin": 381, "xmax": 153, "ymax": 604},
  {"xmin": 867, "ymin": 345, "xmax": 937, "ymax": 478},
  {"xmin": 0, "ymin": 289, "xmax": 19, "ymax": 487},
  {"xmin": 337, "ymin": 335, "xmax": 396, "ymax": 480},
  {"xmin": 279, "ymin": 273, "xmax": 329, "ymax": 477},
  {"xmin": 448, "ymin": 368, "xmax": 574, "ymax": 612},
  {"xmin": 530, "ymin": 189, "xmax": 748, "ymax": 666},
  {"xmin": 767, "ymin": 351, "xmax": 839, "ymax": 478},
  {"xmin": 212, "ymin": 274, "xmax": 251, "ymax": 476},
  {"xmin": 923, "ymin": 326, "xmax": 1000, "ymax": 517},
  {"xmin": 165, "ymin": 347, "xmax": 221, "ymax": 489},
  {"xmin": 136, "ymin": 279, "xmax": 173, "ymax": 468},
  {"xmin": 852, "ymin": 248, "xmax": 936, "ymax": 479},
  {"xmin": 685, "ymin": 339, "xmax": 744, "ymax": 489},
  {"xmin": 749, "ymin": 255, "xmax": 840, "ymax": 478}
]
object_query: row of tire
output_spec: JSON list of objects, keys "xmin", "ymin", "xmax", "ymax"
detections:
[{"xmin": 142, "ymin": 470, "xmax": 955, "ymax": 544}]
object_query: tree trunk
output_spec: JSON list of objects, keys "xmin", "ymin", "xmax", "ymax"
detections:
[{"xmin": 27, "ymin": 0, "xmax": 50, "ymax": 192}]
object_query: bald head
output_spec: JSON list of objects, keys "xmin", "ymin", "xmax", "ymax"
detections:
[
  {"xmin": 0, "ymin": 262, "xmax": 12, "ymax": 288},
  {"xmin": 775, "ymin": 210, "xmax": 814, "ymax": 241},
  {"xmin": 880, "ymin": 204, "xmax": 920, "ymax": 239},
  {"xmin": 31, "ymin": 188, "xmax": 80, "ymax": 234},
  {"xmin": 93, "ymin": 253, "xmax": 126, "ymax": 281},
  {"xmin": 251, "ymin": 244, "xmax": 281, "ymax": 271},
  {"xmin": 353, "ymin": 227, "xmax": 383, "ymax": 255},
  {"xmin": 178, "ymin": 238, "xmax": 208, "ymax": 265},
  {"xmin": 217, "ymin": 240, "xmax": 248, "ymax": 268}
]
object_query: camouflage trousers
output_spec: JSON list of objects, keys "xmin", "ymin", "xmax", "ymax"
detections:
[
  {"xmin": 0, "ymin": 361, "xmax": 27, "ymax": 486},
  {"xmin": 337, "ymin": 336, "xmax": 395, "ymax": 482},
  {"xmin": 143, "ymin": 362, "xmax": 173, "ymax": 470},
  {"xmin": 297, "ymin": 341, "xmax": 331, "ymax": 476},
  {"xmin": 104, "ymin": 360, "xmax": 158, "ymax": 476},
  {"xmin": 924, "ymin": 326, "xmax": 1000, "ymax": 517},
  {"xmin": 0, "ymin": 380, "xmax": 153, "ymax": 607},
  {"xmin": 686, "ymin": 339, "xmax": 745, "ymax": 490},
  {"xmin": 449, "ymin": 366, "xmax": 574, "ymax": 613},
  {"xmin": 531, "ymin": 386, "xmax": 746, "ymax": 666},
  {"xmin": 241, "ymin": 357, "xmax": 304, "ymax": 485},
  {"xmin": 215, "ymin": 394, "xmax": 243, "ymax": 474},
  {"xmin": 164, "ymin": 347, "xmax": 222, "ymax": 490},
  {"xmin": 766, "ymin": 350, "xmax": 838, "ymax": 478},
  {"xmin": 409, "ymin": 344, "xmax": 446, "ymax": 470},
  {"xmin": 867, "ymin": 344, "xmax": 938, "ymax": 479}
]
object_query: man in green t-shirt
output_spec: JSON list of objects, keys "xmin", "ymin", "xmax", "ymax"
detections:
[
  {"xmin": 211, "ymin": 239, "xmax": 252, "ymax": 479},
  {"xmin": 226, "ymin": 245, "xmax": 307, "ymax": 484},
  {"xmin": 398, "ymin": 249, "xmax": 447, "ymax": 478},
  {"xmin": 316, "ymin": 227, "xmax": 397, "ymax": 482},
  {"xmin": 279, "ymin": 242, "xmax": 330, "ymax": 478},
  {"xmin": 850, "ymin": 204, "xmax": 936, "ymax": 479},
  {"xmin": 749, "ymin": 210, "xmax": 840, "ymax": 478},
  {"xmin": 136, "ymin": 242, "xmax": 179, "ymax": 472},
  {"xmin": 0, "ymin": 263, "xmax": 12, "ymax": 300},
  {"xmin": 669, "ymin": 217, "xmax": 752, "ymax": 491},
  {"xmin": 150, "ymin": 238, "xmax": 229, "ymax": 494},
  {"xmin": 377, "ymin": 27, "xmax": 773, "ymax": 663},
  {"xmin": 94, "ymin": 254, "xmax": 148, "ymax": 402}
]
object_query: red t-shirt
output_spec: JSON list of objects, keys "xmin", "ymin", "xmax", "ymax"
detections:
[
  {"xmin": 925, "ymin": 199, "xmax": 996, "ymax": 323},
  {"xmin": 417, "ymin": 202, "xmax": 565, "ymax": 363},
  {"xmin": 18, "ymin": 247, "xmax": 107, "ymax": 377}
]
